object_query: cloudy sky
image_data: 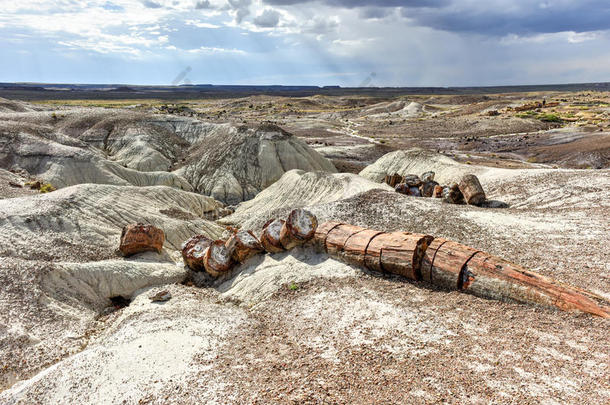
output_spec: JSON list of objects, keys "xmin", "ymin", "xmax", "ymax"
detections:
[{"xmin": 2, "ymin": 0, "xmax": 610, "ymax": 86}]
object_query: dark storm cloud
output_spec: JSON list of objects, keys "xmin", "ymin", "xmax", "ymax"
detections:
[
  {"xmin": 264, "ymin": 0, "xmax": 610, "ymax": 35},
  {"xmin": 401, "ymin": 1, "xmax": 610, "ymax": 35}
]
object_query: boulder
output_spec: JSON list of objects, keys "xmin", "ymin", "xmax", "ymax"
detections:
[
  {"xmin": 119, "ymin": 223, "xmax": 164, "ymax": 256},
  {"xmin": 182, "ymin": 235, "xmax": 213, "ymax": 271}
]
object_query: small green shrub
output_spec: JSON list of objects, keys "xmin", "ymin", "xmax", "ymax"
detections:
[
  {"xmin": 288, "ymin": 283, "xmax": 299, "ymax": 291},
  {"xmin": 538, "ymin": 113, "xmax": 562, "ymax": 123},
  {"xmin": 39, "ymin": 183, "xmax": 56, "ymax": 193}
]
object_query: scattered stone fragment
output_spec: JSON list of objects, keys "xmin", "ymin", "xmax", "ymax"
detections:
[
  {"xmin": 432, "ymin": 185, "xmax": 444, "ymax": 198},
  {"xmin": 8, "ymin": 181, "xmax": 22, "ymax": 188},
  {"xmin": 403, "ymin": 174, "xmax": 422, "ymax": 187},
  {"xmin": 119, "ymin": 223, "xmax": 165, "ymax": 257},
  {"xmin": 182, "ymin": 235, "xmax": 213, "ymax": 271},
  {"xmin": 149, "ymin": 290, "xmax": 172, "ymax": 302},
  {"xmin": 383, "ymin": 173, "xmax": 403, "ymax": 187},
  {"xmin": 421, "ymin": 171, "xmax": 435, "ymax": 182},
  {"xmin": 420, "ymin": 181, "xmax": 439, "ymax": 197},
  {"xmin": 442, "ymin": 183, "xmax": 465, "ymax": 204},
  {"xmin": 458, "ymin": 174, "xmax": 486, "ymax": 205},
  {"xmin": 394, "ymin": 183, "xmax": 409, "ymax": 195}
]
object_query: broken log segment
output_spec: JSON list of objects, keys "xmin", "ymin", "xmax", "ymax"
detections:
[
  {"xmin": 461, "ymin": 253, "xmax": 610, "ymax": 318},
  {"xmin": 458, "ymin": 174, "xmax": 486, "ymax": 205},
  {"xmin": 119, "ymin": 223, "xmax": 165, "ymax": 257},
  {"xmin": 260, "ymin": 219, "xmax": 286, "ymax": 254},
  {"xmin": 182, "ymin": 234, "xmax": 213, "ymax": 272},
  {"xmin": 280, "ymin": 208, "xmax": 318, "ymax": 250},
  {"xmin": 421, "ymin": 239, "xmax": 480, "ymax": 291},
  {"xmin": 384, "ymin": 173, "xmax": 403, "ymax": 187},
  {"xmin": 315, "ymin": 222, "xmax": 434, "ymax": 281},
  {"xmin": 225, "ymin": 230, "xmax": 263, "ymax": 263},
  {"xmin": 203, "ymin": 240, "xmax": 235, "ymax": 277},
  {"xmin": 365, "ymin": 231, "xmax": 434, "ymax": 280}
]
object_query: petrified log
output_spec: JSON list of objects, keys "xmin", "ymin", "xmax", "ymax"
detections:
[
  {"xmin": 315, "ymin": 222, "xmax": 434, "ymax": 281},
  {"xmin": 420, "ymin": 181, "xmax": 439, "ymax": 197},
  {"xmin": 119, "ymin": 223, "xmax": 164, "ymax": 256},
  {"xmin": 182, "ymin": 234, "xmax": 213, "ymax": 271},
  {"xmin": 260, "ymin": 219, "xmax": 286, "ymax": 253},
  {"xmin": 204, "ymin": 240, "xmax": 234, "ymax": 277},
  {"xmin": 225, "ymin": 230, "xmax": 263, "ymax": 263},
  {"xmin": 460, "ymin": 253, "xmax": 610, "ymax": 317},
  {"xmin": 384, "ymin": 173, "xmax": 403, "ymax": 187},
  {"xmin": 280, "ymin": 208, "xmax": 318, "ymax": 250},
  {"xmin": 458, "ymin": 174, "xmax": 486, "ymax": 205},
  {"xmin": 315, "ymin": 221, "xmax": 610, "ymax": 317}
]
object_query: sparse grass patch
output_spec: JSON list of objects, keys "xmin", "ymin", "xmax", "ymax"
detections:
[
  {"xmin": 538, "ymin": 113, "xmax": 562, "ymax": 123},
  {"xmin": 40, "ymin": 183, "xmax": 56, "ymax": 193},
  {"xmin": 526, "ymin": 157, "xmax": 538, "ymax": 163}
]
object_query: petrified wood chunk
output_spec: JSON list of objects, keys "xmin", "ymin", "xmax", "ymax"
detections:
[
  {"xmin": 280, "ymin": 208, "xmax": 319, "ymax": 250},
  {"xmin": 421, "ymin": 171, "xmax": 435, "ymax": 182},
  {"xmin": 403, "ymin": 174, "xmax": 422, "ymax": 187},
  {"xmin": 260, "ymin": 219, "xmax": 286, "ymax": 253},
  {"xmin": 119, "ymin": 223, "xmax": 164, "ymax": 257},
  {"xmin": 313, "ymin": 221, "xmax": 343, "ymax": 252},
  {"xmin": 458, "ymin": 174, "xmax": 486, "ymax": 205},
  {"xmin": 204, "ymin": 240, "xmax": 235, "ymax": 277},
  {"xmin": 182, "ymin": 234, "xmax": 213, "ymax": 271},
  {"xmin": 442, "ymin": 183, "xmax": 465, "ymax": 204},
  {"xmin": 225, "ymin": 230, "xmax": 263, "ymax": 263},
  {"xmin": 384, "ymin": 173, "xmax": 404, "ymax": 187},
  {"xmin": 420, "ymin": 181, "xmax": 439, "ymax": 197},
  {"xmin": 316, "ymin": 222, "xmax": 433, "ymax": 281},
  {"xmin": 432, "ymin": 185, "xmax": 444, "ymax": 198}
]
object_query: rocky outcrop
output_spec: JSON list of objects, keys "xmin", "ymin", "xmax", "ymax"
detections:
[
  {"xmin": 220, "ymin": 169, "xmax": 393, "ymax": 229},
  {"xmin": 175, "ymin": 124, "xmax": 337, "ymax": 204},
  {"xmin": 119, "ymin": 224, "xmax": 165, "ymax": 256}
]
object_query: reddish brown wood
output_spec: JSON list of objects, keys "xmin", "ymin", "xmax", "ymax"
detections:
[
  {"xmin": 458, "ymin": 174, "xmax": 486, "ymax": 205},
  {"xmin": 364, "ymin": 232, "xmax": 433, "ymax": 280},
  {"xmin": 325, "ymin": 224, "xmax": 366, "ymax": 256},
  {"xmin": 420, "ymin": 181, "xmax": 439, "ymax": 197},
  {"xmin": 312, "ymin": 221, "xmax": 610, "ymax": 317},
  {"xmin": 384, "ymin": 173, "xmax": 403, "ymax": 187},
  {"xmin": 182, "ymin": 234, "xmax": 213, "ymax": 271},
  {"xmin": 341, "ymin": 228, "xmax": 385, "ymax": 267},
  {"xmin": 313, "ymin": 221, "xmax": 343, "ymax": 252},
  {"xmin": 203, "ymin": 240, "xmax": 234, "ymax": 277},
  {"xmin": 280, "ymin": 209, "xmax": 318, "ymax": 250},
  {"xmin": 421, "ymin": 239, "xmax": 480, "ymax": 291},
  {"xmin": 225, "ymin": 230, "xmax": 263, "ymax": 263},
  {"xmin": 260, "ymin": 219, "xmax": 286, "ymax": 253},
  {"xmin": 119, "ymin": 223, "xmax": 164, "ymax": 256},
  {"xmin": 432, "ymin": 185, "xmax": 444, "ymax": 198},
  {"xmin": 461, "ymin": 253, "xmax": 610, "ymax": 318}
]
